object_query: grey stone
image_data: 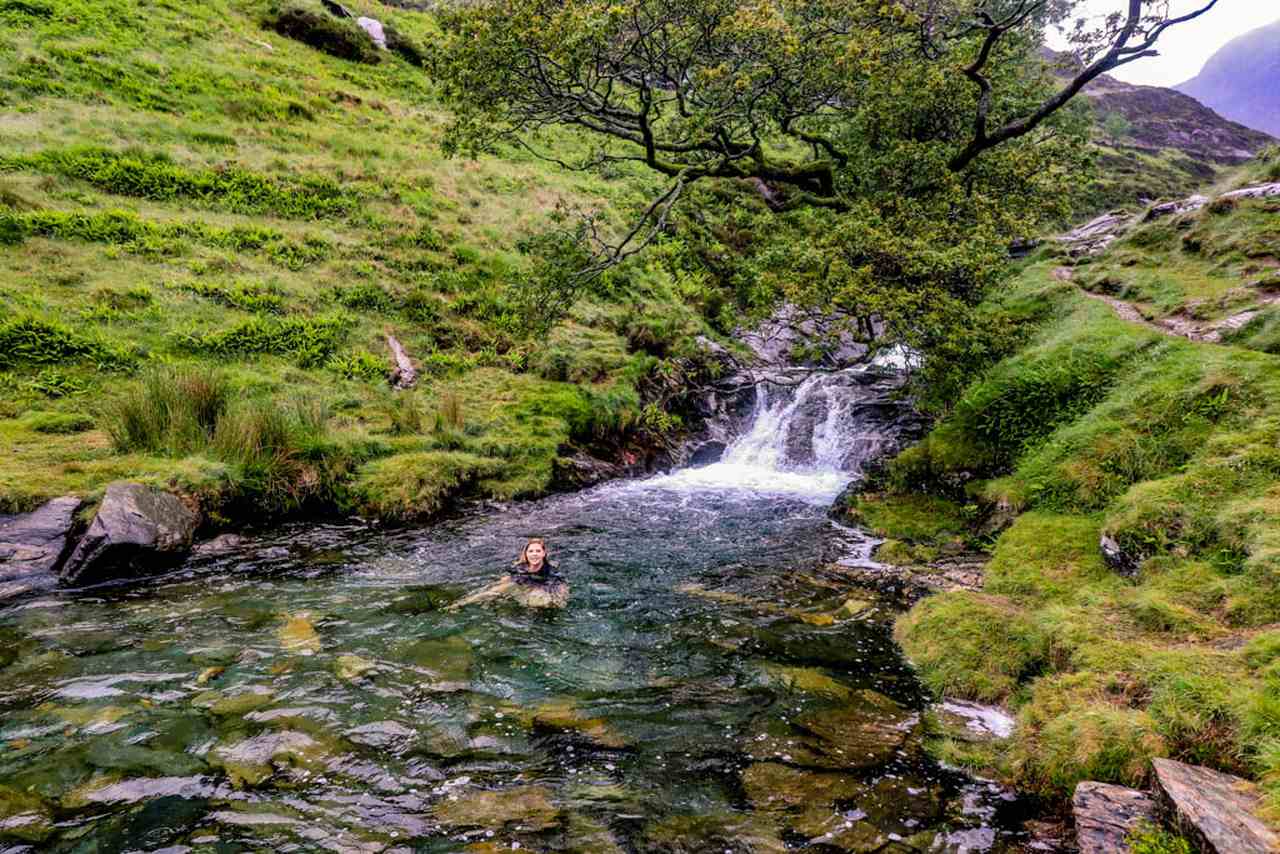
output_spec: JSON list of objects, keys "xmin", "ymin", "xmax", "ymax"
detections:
[
  {"xmin": 1152, "ymin": 757, "xmax": 1280, "ymax": 854},
  {"xmin": 1100, "ymin": 533, "xmax": 1141, "ymax": 577},
  {"xmin": 61, "ymin": 483, "xmax": 199, "ymax": 587},
  {"xmin": 191, "ymin": 533, "xmax": 247, "ymax": 559},
  {"xmin": 0, "ymin": 496, "xmax": 82, "ymax": 596},
  {"xmin": 1143, "ymin": 195, "xmax": 1209, "ymax": 222},
  {"xmin": 1222, "ymin": 182, "xmax": 1280, "ymax": 201},
  {"xmin": 1073, "ymin": 781, "xmax": 1158, "ymax": 853}
]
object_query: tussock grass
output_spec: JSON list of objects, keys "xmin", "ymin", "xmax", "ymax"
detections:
[{"xmin": 105, "ymin": 365, "xmax": 229, "ymax": 456}]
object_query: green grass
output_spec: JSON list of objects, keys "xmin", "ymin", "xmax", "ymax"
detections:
[
  {"xmin": 0, "ymin": 0, "xmax": 727, "ymax": 519},
  {"xmin": 885, "ymin": 240, "xmax": 1280, "ymax": 814},
  {"xmin": 1070, "ymin": 185, "xmax": 1280, "ymax": 325}
]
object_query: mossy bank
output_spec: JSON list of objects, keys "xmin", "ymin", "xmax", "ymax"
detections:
[
  {"xmin": 0, "ymin": 0, "xmax": 741, "ymax": 524},
  {"xmin": 837, "ymin": 154, "xmax": 1280, "ymax": 820}
]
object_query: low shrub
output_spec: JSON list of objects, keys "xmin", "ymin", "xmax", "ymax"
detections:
[
  {"xmin": 266, "ymin": 7, "xmax": 382, "ymax": 65},
  {"xmin": 211, "ymin": 395, "xmax": 339, "ymax": 511},
  {"xmin": 0, "ymin": 209, "xmax": 331, "ymax": 269},
  {"xmin": 176, "ymin": 280, "xmax": 285, "ymax": 314},
  {"xmin": 326, "ymin": 348, "xmax": 387, "ymax": 382},
  {"xmin": 171, "ymin": 314, "xmax": 353, "ymax": 364},
  {"xmin": 0, "ymin": 316, "xmax": 135, "ymax": 371}
]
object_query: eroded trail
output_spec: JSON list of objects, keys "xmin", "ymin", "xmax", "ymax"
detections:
[{"xmin": 0, "ymin": 369, "xmax": 1037, "ymax": 853}]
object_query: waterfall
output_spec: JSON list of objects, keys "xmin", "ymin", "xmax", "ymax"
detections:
[{"xmin": 643, "ymin": 358, "xmax": 925, "ymax": 501}]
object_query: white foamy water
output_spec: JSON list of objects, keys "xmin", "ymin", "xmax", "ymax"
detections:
[{"xmin": 628, "ymin": 367, "xmax": 893, "ymax": 503}]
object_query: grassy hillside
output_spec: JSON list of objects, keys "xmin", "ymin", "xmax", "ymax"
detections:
[
  {"xmin": 1075, "ymin": 148, "xmax": 1280, "ymax": 328},
  {"xmin": 841, "ymin": 152, "xmax": 1280, "ymax": 813},
  {"xmin": 0, "ymin": 0, "xmax": 726, "ymax": 519}
]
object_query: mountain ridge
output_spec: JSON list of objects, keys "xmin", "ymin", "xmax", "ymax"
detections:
[{"xmin": 1176, "ymin": 18, "xmax": 1280, "ymax": 138}]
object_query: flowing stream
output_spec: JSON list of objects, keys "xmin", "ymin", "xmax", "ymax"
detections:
[{"xmin": 0, "ymin": 367, "xmax": 1035, "ymax": 853}]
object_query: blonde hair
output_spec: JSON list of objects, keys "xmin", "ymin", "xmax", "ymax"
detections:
[{"xmin": 514, "ymin": 537, "xmax": 548, "ymax": 567}]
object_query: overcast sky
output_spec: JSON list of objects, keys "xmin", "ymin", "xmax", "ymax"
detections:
[{"xmin": 1047, "ymin": 2, "xmax": 1279, "ymax": 86}]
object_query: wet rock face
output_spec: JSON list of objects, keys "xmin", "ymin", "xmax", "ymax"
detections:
[
  {"xmin": 60, "ymin": 483, "xmax": 199, "ymax": 587},
  {"xmin": 784, "ymin": 388, "xmax": 830, "ymax": 466},
  {"xmin": 1072, "ymin": 781, "xmax": 1158, "ymax": 854},
  {"xmin": 0, "ymin": 496, "xmax": 81, "ymax": 599},
  {"xmin": 1153, "ymin": 758, "xmax": 1280, "ymax": 854}
]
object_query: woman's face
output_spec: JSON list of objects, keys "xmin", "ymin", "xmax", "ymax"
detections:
[{"xmin": 524, "ymin": 542, "xmax": 546, "ymax": 568}]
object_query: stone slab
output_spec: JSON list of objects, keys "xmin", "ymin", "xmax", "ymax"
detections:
[
  {"xmin": 1152, "ymin": 758, "xmax": 1280, "ymax": 854},
  {"xmin": 0, "ymin": 496, "xmax": 81, "ymax": 594},
  {"xmin": 1073, "ymin": 781, "xmax": 1158, "ymax": 854}
]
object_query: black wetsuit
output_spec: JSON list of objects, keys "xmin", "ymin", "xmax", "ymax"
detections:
[{"xmin": 513, "ymin": 561, "xmax": 565, "ymax": 586}]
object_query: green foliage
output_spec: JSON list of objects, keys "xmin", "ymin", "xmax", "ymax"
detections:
[
  {"xmin": 1, "ymin": 148, "xmax": 361, "ymax": 219},
  {"xmin": 1127, "ymin": 824, "xmax": 1193, "ymax": 854},
  {"xmin": 985, "ymin": 513, "xmax": 1115, "ymax": 602},
  {"xmin": 326, "ymin": 348, "xmax": 387, "ymax": 382},
  {"xmin": 0, "ymin": 316, "xmax": 135, "ymax": 371},
  {"xmin": 844, "ymin": 492, "xmax": 970, "ymax": 544},
  {"xmin": 0, "ymin": 209, "xmax": 331, "ymax": 269},
  {"xmin": 171, "ymin": 314, "xmax": 352, "ymax": 364},
  {"xmin": 896, "ymin": 591, "xmax": 1048, "ymax": 703},
  {"xmin": 334, "ymin": 283, "xmax": 393, "ymax": 312},
  {"xmin": 175, "ymin": 280, "xmax": 285, "ymax": 314}
]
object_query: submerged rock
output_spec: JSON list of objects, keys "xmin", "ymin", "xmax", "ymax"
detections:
[
  {"xmin": 1072, "ymin": 781, "xmax": 1158, "ymax": 854},
  {"xmin": 758, "ymin": 663, "xmax": 854, "ymax": 700},
  {"xmin": 747, "ymin": 690, "xmax": 918, "ymax": 771},
  {"xmin": 741, "ymin": 762, "xmax": 864, "ymax": 811},
  {"xmin": 335, "ymin": 653, "xmax": 376, "ymax": 681},
  {"xmin": 0, "ymin": 784, "xmax": 54, "ymax": 843},
  {"xmin": 434, "ymin": 784, "xmax": 561, "ymax": 833},
  {"xmin": 397, "ymin": 635, "xmax": 473, "ymax": 686},
  {"xmin": 0, "ymin": 495, "xmax": 81, "ymax": 599},
  {"xmin": 528, "ymin": 698, "xmax": 627, "ymax": 749},
  {"xmin": 643, "ymin": 812, "xmax": 788, "ymax": 853},
  {"xmin": 211, "ymin": 730, "xmax": 328, "ymax": 787},
  {"xmin": 61, "ymin": 483, "xmax": 198, "ymax": 587},
  {"xmin": 278, "ymin": 614, "xmax": 322, "ymax": 655},
  {"xmin": 1152, "ymin": 757, "xmax": 1280, "ymax": 854}
]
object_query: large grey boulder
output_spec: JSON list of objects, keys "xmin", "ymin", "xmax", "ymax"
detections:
[
  {"xmin": 1152, "ymin": 758, "xmax": 1280, "ymax": 854},
  {"xmin": 1073, "ymin": 781, "xmax": 1158, "ymax": 853},
  {"xmin": 0, "ymin": 496, "xmax": 82, "ymax": 599},
  {"xmin": 60, "ymin": 483, "xmax": 199, "ymax": 587}
]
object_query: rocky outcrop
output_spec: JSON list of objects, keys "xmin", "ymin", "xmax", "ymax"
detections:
[
  {"xmin": 1072, "ymin": 782, "xmax": 1158, "ymax": 854},
  {"xmin": 0, "ymin": 496, "xmax": 82, "ymax": 599},
  {"xmin": 60, "ymin": 482, "xmax": 199, "ymax": 587},
  {"xmin": 1058, "ymin": 210, "xmax": 1131, "ymax": 258},
  {"xmin": 1058, "ymin": 181, "xmax": 1280, "ymax": 259},
  {"xmin": 1152, "ymin": 758, "xmax": 1280, "ymax": 854},
  {"xmin": 1223, "ymin": 182, "xmax": 1280, "ymax": 202}
]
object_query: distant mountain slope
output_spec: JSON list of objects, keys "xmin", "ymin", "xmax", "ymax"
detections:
[
  {"xmin": 1084, "ymin": 73, "xmax": 1273, "ymax": 165},
  {"xmin": 1042, "ymin": 49, "xmax": 1275, "ymax": 215},
  {"xmin": 1177, "ymin": 19, "xmax": 1280, "ymax": 138}
]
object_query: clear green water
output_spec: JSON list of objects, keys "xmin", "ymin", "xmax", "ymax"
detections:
[{"xmin": 0, "ymin": 474, "xmax": 1033, "ymax": 852}]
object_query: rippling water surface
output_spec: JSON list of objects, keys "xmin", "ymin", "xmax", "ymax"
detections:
[{"xmin": 0, "ymin": 464, "xmax": 1035, "ymax": 852}]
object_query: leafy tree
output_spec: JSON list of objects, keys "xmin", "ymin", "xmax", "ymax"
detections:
[{"xmin": 434, "ymin": 0, "xmax": 1217, "ymax": 362}]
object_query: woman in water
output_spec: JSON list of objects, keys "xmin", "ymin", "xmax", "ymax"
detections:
[{"xmin": 448, "ymin": 537, "xmax": 570, "ymax": 610}]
